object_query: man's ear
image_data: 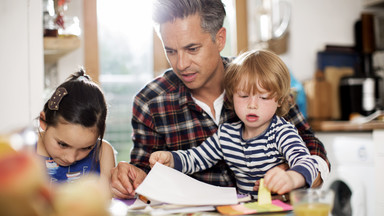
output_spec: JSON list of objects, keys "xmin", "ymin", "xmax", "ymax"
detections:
[
  {"xmin": 215, "ymin": 27, "xmax": 227, "ymax": 52},
  {"xmin": 39, "ymin": 111, "xmax": 47, "ymax": 131}
]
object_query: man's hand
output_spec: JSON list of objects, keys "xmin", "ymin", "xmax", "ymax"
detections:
[
  {"xmin": 110, "ymin": 162, "xmax": 147, "ymax": 199},
  {"xmin": 311, "ymin": 172, "xmax": 323, "ymax": 188},
  {"xmin": 149, "ymin": 151, "xmax": 174, "ymax": 168}
]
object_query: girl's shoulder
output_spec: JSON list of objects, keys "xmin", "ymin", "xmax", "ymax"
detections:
[
  {"xmin": 99, "ymin": 139, "xmax": 117, "ymax": 165},
  {"xmin": 100, "ymin": 140, "xmax": 116, "ymax": 155}
]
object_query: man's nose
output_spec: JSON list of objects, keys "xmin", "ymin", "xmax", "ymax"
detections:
[{"xmin": 176, "ymin": 52, "xmax": 190, "ymax": 71}]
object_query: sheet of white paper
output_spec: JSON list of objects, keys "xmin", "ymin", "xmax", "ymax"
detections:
[
  {"xmin": 135, "ymin": 162, "xmax": 238, "ymax": 206},
  {"xmin": 149, "ymin": 205, "xmax": 216, "ymax": 216},
  {"xmin": 127, "ymin": 197, "xmax": 163, "ymax": 210}
]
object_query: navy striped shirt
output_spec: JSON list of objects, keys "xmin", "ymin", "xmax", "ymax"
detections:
[{"xmin": 172, "ymin": 115, "xmax": 319, "ymax": 195}]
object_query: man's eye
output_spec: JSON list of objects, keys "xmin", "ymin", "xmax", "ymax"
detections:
[
  {"xmin": 166, "ymin": 49, "xmax": 175, "ymax": 55},
  {"xmin": 189, "ymin": 47, "xmax": 197, "ymax": 51},
  {"xmin": 188, "ymin": 46, "xmax": 200, "ymax": 52}
]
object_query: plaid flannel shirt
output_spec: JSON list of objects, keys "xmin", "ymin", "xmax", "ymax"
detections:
[{"xmin": 130, "ymin": 57, "xmax": 330, "ymax": 187}]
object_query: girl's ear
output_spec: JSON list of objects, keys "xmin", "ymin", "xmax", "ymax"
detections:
[{"xmin": 39, "ymin": 111, "xmax": 47, "ymax": 131}]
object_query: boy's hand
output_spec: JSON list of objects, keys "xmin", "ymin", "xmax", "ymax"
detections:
[
  {"xmin": 149, "ymin": 151, "xmax": 174, "ymax": 168},
  {"xmin": 263, "ymin": 166, "xmax": 305, "ymax": 195},
  {"xmin": 253, "ymin": 163, "xmax": 289, "ymax": 191}
]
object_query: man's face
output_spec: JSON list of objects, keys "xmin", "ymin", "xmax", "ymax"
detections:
[{"xmin": 159, "ymin": 14, "xmax": 226, "ymax": 92}]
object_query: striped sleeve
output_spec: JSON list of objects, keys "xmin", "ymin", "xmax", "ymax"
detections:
[
  {"xmin": 172, "ymin": 129, "xmax": 224, "ymax": 174},
  {"xmin": 276, "ymin": 121, "xmax": 319, "ymax": 187}
]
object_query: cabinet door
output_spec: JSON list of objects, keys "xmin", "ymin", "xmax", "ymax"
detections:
[
  {"xmin": 0, "ymin": 0, "xmax": 44, "ymax": 132},
  {"xmin": 373, "ymin": 130, "xmax": 384, "ymax": 216}
]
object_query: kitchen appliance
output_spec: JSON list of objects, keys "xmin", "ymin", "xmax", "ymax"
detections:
[
  {"xmin": 337, "ymin": 13, "xmax": 384, "ymax": 120},
  {"xmin": 339, "ymin": 76, "xmax": 378, "ymax": 120},
  {"xmin": 339, "ymin": 76, "xmax": 364, "ymax": 120},
  {"xmin": 318, "ymin": 132, "xmax": 376, "ymax": 216}
]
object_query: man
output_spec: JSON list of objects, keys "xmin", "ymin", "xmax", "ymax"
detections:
[{"xmin": 110, "ymin": 0, "xmax": 330, "ymax": 199}]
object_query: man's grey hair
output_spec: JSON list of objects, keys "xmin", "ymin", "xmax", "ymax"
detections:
[{"xmin": 152, "ymin": 0, "xmax": 226, "ymax": 41}]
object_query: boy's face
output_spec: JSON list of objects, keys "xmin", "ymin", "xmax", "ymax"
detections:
[
  {"xmin": 159, "ymin": 14, "xmax": 226, "ymax": 93},
  {"xmin": 42, "ymin": 119, "xmax": 98, "ymax": 166},
  {"xmin": 233, "ymin": 81, "xmax": 280, "ymax": 139}
]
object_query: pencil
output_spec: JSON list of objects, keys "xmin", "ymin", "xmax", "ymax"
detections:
[{"xmin": 138, "ymin": 195, "xmax": 151, "ymax": 204}]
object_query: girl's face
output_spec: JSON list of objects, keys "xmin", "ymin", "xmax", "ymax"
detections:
[
  {"xmin": 41, "ymin": 119, "xmax": 99, "ymax": 166},
  {"xmin": 233, "ymin": 81, "xmax": 280, "ymax": 139}
]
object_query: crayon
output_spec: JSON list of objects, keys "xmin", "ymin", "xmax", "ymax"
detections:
[{"xmin": 138, "ymin": 195, "xmax": 151, "ymax": 204}]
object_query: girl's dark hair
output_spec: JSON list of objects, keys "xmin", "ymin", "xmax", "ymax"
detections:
[{"xmin": 42, "ymin": 69, "xmax": 107, "ymax": 170}]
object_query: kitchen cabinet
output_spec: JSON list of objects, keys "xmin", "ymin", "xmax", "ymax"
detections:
[
  {"xmin": 372, "ymin": 129, "xmax": 384, "ymax": 215},
  {"xmin": 314, "ymin": 121, "xmax": 384, "ymax": 216},
  {"xmin": 0, "ymin": 0, "xmax": 44, "ymax": 132}
]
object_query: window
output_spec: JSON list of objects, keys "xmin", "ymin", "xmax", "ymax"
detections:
[{"xmin": 97, "ymin": 1, "xmax": 153, "ymax": 162}]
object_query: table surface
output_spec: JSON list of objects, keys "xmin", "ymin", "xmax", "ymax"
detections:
[{"xmin": 109, "ymin": 198, "xmax": 295, "ymax": 216}]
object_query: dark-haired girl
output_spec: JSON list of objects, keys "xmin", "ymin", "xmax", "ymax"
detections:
[{"xmin": 36, "ymin": 69, "xmax": 115, "ymax": 185}]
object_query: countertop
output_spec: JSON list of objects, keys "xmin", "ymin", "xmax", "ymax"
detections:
[{"xmin": 310, "ymin": 120, "xmax": 384, "ymax": 132}]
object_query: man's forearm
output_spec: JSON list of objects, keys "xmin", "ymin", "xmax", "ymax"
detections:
[{"xmin": 312, "ymin": 173, "xmax": 323, "ymax": 188}]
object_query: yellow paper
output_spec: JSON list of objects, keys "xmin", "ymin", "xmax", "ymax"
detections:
[{"xmin": 258, "ymin": 178, "xmax": 271, "ymax": 205}]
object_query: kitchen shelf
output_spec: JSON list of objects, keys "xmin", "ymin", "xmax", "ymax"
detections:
[{"xmin": 44, "ymin": 35, "xmax": 81, "ymax": 64}]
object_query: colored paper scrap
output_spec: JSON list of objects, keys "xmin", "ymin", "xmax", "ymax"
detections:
[
  {"xmin": 258, "ymin": 178, "xmax": 271, "ymax": 205},
  {"xmin": 216, "ymin": 200, "xmax": 292, "ymax": 215}
]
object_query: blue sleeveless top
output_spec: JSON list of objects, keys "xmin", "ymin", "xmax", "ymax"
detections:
[{"xmin": 41, "ymin": 147, "xmax": 101, "ymax": 183}]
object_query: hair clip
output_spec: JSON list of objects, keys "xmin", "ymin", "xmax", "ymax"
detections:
[{"xmin": 48, "ymin": 87, "xmax": 68, "ymax": 111}]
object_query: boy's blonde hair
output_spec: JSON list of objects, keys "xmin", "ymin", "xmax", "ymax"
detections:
[{"xmin": 224, "ymin": 49, "xmax": 291, "ymax": 116}]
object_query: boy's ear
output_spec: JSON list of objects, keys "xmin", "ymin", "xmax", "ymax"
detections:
[{"xmin": 39, "ymin": 111, "xmax": 47, "ymax": 131}]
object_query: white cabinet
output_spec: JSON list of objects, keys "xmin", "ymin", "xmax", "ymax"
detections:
[
  {"xmin": 0, "ymin": 0, "xmax": 44, "ymax": 132},
  {"xmin": 372, "ymin": 130, "xmax": 384, "ymax": 215},
  {"xmin": 318, "ymin": 131, "xmax": 383, "ymax": 216}
]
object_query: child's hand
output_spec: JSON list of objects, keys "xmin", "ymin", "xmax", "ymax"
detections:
[
  {"xmin": 253, "ymin": 179, "xmax": 260, "ymax": 192},
  {"xmin": 149, "ymin": 151, "xmax": 174, "ymax": 168},
  {"xmin": 253, "ymin": 163, "xmax": 289, "ymax": 191},
  {"xmin": 263, "ymin": 166, "xmax": 305, "ymax": 195}
]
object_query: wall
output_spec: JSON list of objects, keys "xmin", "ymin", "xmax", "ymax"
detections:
[
  {"xmin": 0, "ymin": 0, "xmax": 44, "ymax": 133},
  {"xmin": 284, "ymin": 0, "xmax": 364, "ymax": 82},
  {"xmin": 247, "ymin": 0, "xmax": 364, "ymax": 82}
]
